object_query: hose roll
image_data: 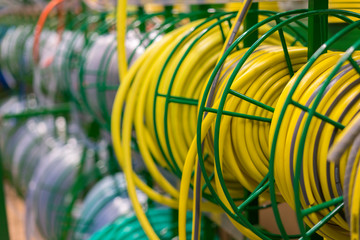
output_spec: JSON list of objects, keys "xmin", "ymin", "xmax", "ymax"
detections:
[
  {"xmin": 208, "ymin": 46, "xmax": 307, "ymax": 196},
  {"xmin": 26, "ymin": 140, "xmax": 87, "ymax": 240},
  {"xmin": 74, "ymin": 173, "xmax": 147, "ymax": 240},
  {"xmin": 80, "ymin": 25, "xmax": 150, "ymax": 128},
  {"xmin": 89, "ymin": 208, "xmax": 216, "ymax": 240},
  {"xmin": 269, "ymin": 51, "xmax": 360, "ymax": 239}
]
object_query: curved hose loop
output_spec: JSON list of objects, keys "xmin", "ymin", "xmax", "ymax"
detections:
[
  {"xmin": 267, "ymin": 17, "xmax": 360, "ymax": 240},
  {"xmin": 81, "ymin": 11, "xmax": 215, "ymax": 131},
  {"xmin": 65, "ymin": 13, "xmax": 116, "ymax": 109},
  {"xmin": 60, "ymin": 167, "xmax": 103, "ymax": 239},
  {"xmin": 51, "ymin": 13, "xmax": 91, "ymax": 91},
  {"xmin": 111, "ymin": 18, "xmax": 234, "ymax": 240},
  {"xmin": 153, "ymin": 11, "xmax": 238, "ymax": 178},
  {"xmin": 194, "ymin": 9, "xmax": 307, "ymax": 240},
  {"xmin": 195, "ymin": 9, "xmax": 360, "ymax": 240},
  {"xmin": 89, "ymin": 208, "xmax": 209, "ymax": 240},
  {"xmin": 33, "ymin": 0, "xmax": 65, "ymax": 65},
  {"xmin": 126, "ymin": 11, "xmax": 213, "ymax": 64},
  {"xmin": 154, "ymin": 9, "xmax": 309, "ymax": 182},
  {"xmin": 283, "ymin": 24, "xmax": 360, "ymax": 240}
]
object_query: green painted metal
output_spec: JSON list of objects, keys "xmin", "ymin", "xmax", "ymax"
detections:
[
  {"xmin": 308, "ymin": 0, "xmax": 328, "ymax": 58},
  {"xmin": 137, "ymin": 7, "xmax": 146, "ymax": 33},
  {"xmin": 197, "ymin": 9, "xmax": 306, "ymax": 240},
  {"xmin": 195, "ymin": 9, "xmax": 360, "ymax": 240},
  {"xmin": 294, "ymin": 37, "xmax": 360, "ymax": 240},
  {"xmin": 269, "ymin": 19, "xmax": 360, "ymax": 240},
  {"xmin": 152, "ymin": 10, "xmax": 301, "ymax": 180},
  {"xmin": 244, "ymin": 3, "xmax": 258, "ymax": 48},
  {"xmin": 60, "ymin": 169, "xmax": 102, "ymax": 240},
  {"xmin": 2, "ymin": 104, "xmax": 70, "ymax": 119},
  {"xmin": 301, "ymin": 196, "xmax": 343, "ymax": 217},
  {"xmin": 0, "ymin": 156, "xmax": 9, "ymax": 240},
  {"xmin": 300, "ymin": 203, "xmax": 344, "ymax": 240},
  {"xmin": 290, "ymin": 100, "xmax": 345, "ymax": 130},
  {"xmin": 229, "ymin": 89, "xmax": 275, "ymax": 112},
  {"xmin": 152, "ymin": 12, "xmax": 234, "ymax": 176}
]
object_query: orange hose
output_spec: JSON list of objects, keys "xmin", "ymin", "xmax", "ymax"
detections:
[{"xmin": 33, "ymin": 0, "xmax": 64, "ymax": 64}]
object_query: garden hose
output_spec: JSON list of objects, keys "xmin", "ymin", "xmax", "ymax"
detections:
[
  {"xmin": 328, "ymin": 95, "xmax": 360, "ymax": 239},
  {"xmin": 34, "ymin": 30, "xmax": 66, "ymax": 106},
  {"xmin": 112, "ymin": 20, "xmax": 219, "ymax": 240},
  {"xmin": 0, "ymin": 25, "xmax": 33, "ymax": 87},
  {"xmin": 112, "ymin": 7, "xmax": 303, "ymax": 239},
  {"xmin": 192, "ymin": 2, "xmax": 253, "ymax": 237},
  {"xmin": 33, "ymin": 0, "xmax": 64, "ymax": 64},
  {"xmin": 79, "ymin": 30, "xmax": 145, "ymax": 128},
  {"xmin": 26, "ymin": 142, "xmax": 83, "ymax": 239},
  {"xmin": 269, "ymin": 51, "xmax": 360, "ymax": 239},
  {"xmin": 74, "ymin": 173, "xmax": 147, "ymax": 240},
  {"xmin": 177, "ymin": 45, "xmax": 307, "ymax": 240},
  {"xmin": 9, "ymin": 121, "xmax": 52, "ymax": 196},
  {"xmin": 89, "ymin": 208, "xmax": 216, "ymax": 240},
  {"xmin": 329, "ymin": 113, "xmax": 360, "ymax": 222},
  {"xmin": 349, "ymin": 135, "xmax": 360, "ymax": 240},
  {"xmin": 116, "ymin": 0, "xmax": 128, "ymax": 81}
]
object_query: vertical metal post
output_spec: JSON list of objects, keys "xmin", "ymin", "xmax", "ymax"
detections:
[
  {"xmin": 202, "ymin": 215, "xmax": 217, "ymax": 240},
  {"xmin": 0, "ymin": 156, "xmax": 10, "ymax": 240},
  {"xmin": 248, "ymin": 196, "xmax": 259, "ymax": 225},
  {"xmin": 308, "ymin": 1, "xmax": 327, "ymax": 239},
  {"xmin": 244, "ymin": 2, "xmax": 258, "ymax": 48},
  {"xmin": 137, "ymin": 6, "xmax": 146, "ymax": 33},
  {"xmin": 308, "ymin": 0, "xmax": 328, "ymax": 58}
]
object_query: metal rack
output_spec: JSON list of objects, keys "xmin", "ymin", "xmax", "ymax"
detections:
[{"xmin": 0, "ymin": 0, "xmax": 359, "ymax": 239}]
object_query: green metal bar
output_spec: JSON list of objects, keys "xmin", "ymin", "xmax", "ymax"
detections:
[
  {"xmin": 244, "ymin": 3, "xmax": 258, "ymax": 48},
  {"xmin": 204, "ymin": 107, "xmax": 272, "ymax": 122},
  {"xmin": 202, "ymin": 215, "xmax": 217, "ymax": 240},
  {"xmin": 275, "ymin": 17, "xmax": 294, "ymax": 77},
  {"xmin": 157, "ymin": 94, "xmax": 199, "ymax": 106},
  {"xmin": 308, "ymin": 0, "xmax": 329, "ymax": 58},
  {"xmin": 193, "ymin": 10, "xmax": 360, "ymax": 240},
  {"xmin": 217, "ymin": 17, "xmax": 226, "ymax": 43},
  {"xmin": 349, "ymin": 56, "xmax": 360, "ymax": 75},
  {"xmin": 290, "ymin": 100, "xmax": 345, "ymax": 129},
  {"xmin": 300, "ymin": 203, "xmax": 344, "ymax": 240},
  {"xmin": 171, "ymin": 209, "xmax": 179, "ymax": 237},
  {"xmin": 137, "ymin": 7, "xmax": 146, "ymax": 33},
  {"xmin": 201, "ymin": 172, "xmax": 214, "ymax": 193},
  {"xmin": 238, "ymin": 181, "xmax": 269, "ymax": 212},
  {"xmin": 0, "ymin": 156, "xmax": 9, "ymax": 240},
  {"xmin": 2, "ymin": 105, "xmax": 71, "ymax": 119},
  {"xmin": 301, "ymin": 196, "xmax": 343, "ymax": 216},
  {"xmin": 229, "ymin": 89, "xmax": 275, "ymax": 112}
]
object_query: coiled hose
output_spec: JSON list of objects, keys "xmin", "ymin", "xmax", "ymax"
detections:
[
  {"xmin": 111, "ymin": 8, "xmax": 303, "ymax": 239},
  {"xmin": 89, "ymin": 208, "xmax": 216, "ymax": 240},
  {"xmin": 74, "ymin": 173, "xmax": 147, "ymax": 240},
  {"xmin": 270, "ymin": 51, "xmax": 360, "ymax": 239},
  {"xmin": 178, "ymin": 45, "xmax": 307, "ymax": 240},
  {"xmin": 329, "ymin": 113, "xmax": 360, "ymax": 240}
]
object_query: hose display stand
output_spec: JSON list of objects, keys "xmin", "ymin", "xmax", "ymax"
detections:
[
  {"xmin": 188, "ymin": 5, "xmax": 360, "ymax": 240},
  {"xmin": 109, "ymin": 1, "xmax": 360, "ymax": 240},
  {"xmin": 1, "ymin": 1, "xmax": 360, "ymax": 240}
]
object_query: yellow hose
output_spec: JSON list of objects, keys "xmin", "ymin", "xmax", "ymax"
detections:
[
  {"xmin": 270, "ymin": 51, "xmax": 360, "ymax": 239},
  {"xmin": 117, "ymin": 0, "xmax": 128, "ymax": 81}
]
